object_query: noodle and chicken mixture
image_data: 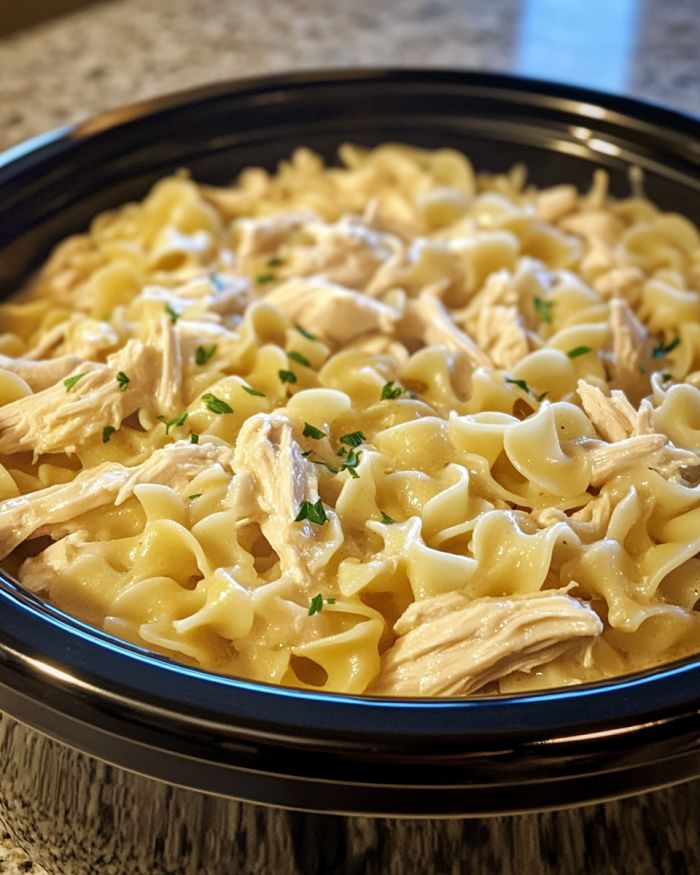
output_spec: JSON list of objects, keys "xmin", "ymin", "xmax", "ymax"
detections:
[{"xmin": 1, "ymin": 144, "xmax": 699, "ymax": 696}]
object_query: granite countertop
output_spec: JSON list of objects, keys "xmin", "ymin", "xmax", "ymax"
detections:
[{"xmin": 0, "ymin": 0, "xmax": 699, "ymax": 872}]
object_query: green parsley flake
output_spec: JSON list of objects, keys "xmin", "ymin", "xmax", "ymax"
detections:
[
  {"xmin": 102, "ymin": 425, "xmax": 116, "ymax": 444},
  {"xmin": 195, "ymin": 344, "xmax": 217, "ymax": 365},
  {"xmin": 288, "ymin": 350, "xmax": 311, "ymax": 367},
  {"xmin": 294, "ymin": 322, "xmax": 316, "ymax": 341},
  {"xmin": 242, "ymin": 384, "xmax": 266, "ymax": 397},
  {"xmin": 381, "ymin": 381, "xmax": 403, "ymax": 400},
  {"xmin": 342, "ymin": 448, "xmax": 361, "ymax": 478},
  {"xmin": 336, "ymin": 447, "xmax": 347, "ymax": 457},
  {"xmin": 201, "ymin": 393, "xmax": 233, "ymax": 414},
  {"xmin": 567, "ymin": 346, "xmax": 592, "ymax": 359},
  {"xmin": 661, "ymin": 372, "xmax": 673, "ymax": 382},
  {"xmin": 308, "ymin": 594, "xmax": 324, "ymax": 616},
  {"xmin": 165, "ymin": 302, "xmax": 181, "ymax": 324},
  {"xmin": 340, "ymin": 431, "xmax": 365, "ymax": 448},
  {"xmin": 537, "ymin": 391, "xmax": 549, "ymax": 402},
  {"xmin": 279, "ymin": 369, "xmax": 297, "ymax": 384},
  {"xmin": 209, "ymin": 273, "xmax": 226, "ymax": 291},
  {"xmin": 652, "ymin": 336, "xmax": 681, "ymax": 359},
  {"xmin": 63, "ymin": 373, "xmax": 85, "ymax": 392},
  {"xmin": 295, "ymin": 499, "xmax": 328, "ymax": 525},
  {"xmin": 505, "ymin": 377, "xmax": 529, "ymax": 393},
  {"xmin": 188, "ymin": 493, "xmax": 202, "ymax": 502},
  {"xmin": 534, "ymin": 296, "xmax": 555, "ymax": 323},
  {"xmin": 267, "ymin": 255, "xmax": 284, "ymax": 268},
  {"xmin": 381, "ymin": 512, "xmax": 396, "ymax": 525},
  {"xmin": 160, "ymin": 411, "xmax": 188, "ymax": 435},
  {"xmin": 303, "ymin": 422, "xmax": 326, "ymax": 440},
  {"xmin": 256, "ymin": 273, "xmax": 276, "ymax": 285},
  {"xmin": 116, "ymin": 371, "xmax": 129, "ymax": 392},
  {"xmin": 189, "ymin": 433, "xmax": 200, "ymax": 444}
]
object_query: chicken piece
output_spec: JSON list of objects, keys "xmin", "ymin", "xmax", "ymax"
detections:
[
  {"xmin": 0, "ymin": 354, "xmax": 82, "ymax": 391},
  {"xmin": 609, "ymin": 298, "xmax": 654, "ymax": 404},
  {"xmin": 24, "ymin": 317, "xmax": 119, "ymax": 360},
  {"xmin": 287, "ymin": 218, "xmax": 397, "ymax": 290},
  {"xmin": 19, "ymin": 531, "xmax": 89, "ymax": 594},
  {"xmin": 370, "ymin": 589, "xmax": 603, "ymax": 696},
  {"xmin": 452, "ymin": 272, "xmax": 530, "ymax": 369},
  {"xmin": 577, "ymin": 380, "xmax": 653, "ymax": 442},
  {"xmin": 560, "ymin": 211, "xmax": 625, "ymax": 248},
  {"xmin": 234, "ymin": 212, "xmax": 315, "ymax": 266},
  {"xmin": 536, "ymin": 185, "xmax": 578, "ymax": 223},
  {"xmin": 146, "ymin": 315, "xmax": 182, "ymax": 415},
  {"xmin": 0, "ymin": 441, "xmax": 232, "ymax": 558},
  {"xmin": 232, "ymin": 413, "xmax": 332, "ymax": 584},
  {"xmin": 403, "ymin": 291, "xmax": 492, "ymax": 369},
  {"xmin": 0, "ymin": 340, "xmax": 158, "ymax": 456},
  {"xmin": 580, "ymin": 434, "xmax": 700, "ymax": 486},
  {"xmin": 265, "ymin": 278, "xmax": 401, "ymax": 345}
]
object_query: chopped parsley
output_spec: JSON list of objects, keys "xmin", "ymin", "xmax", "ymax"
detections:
[
  {"xmin": 189, "ymin": 433, "xmax": 200, "ymax": 444},
  {"xmin": 116, "ymin": 371, "xmax": 129, "ymax": 392},
  {"xmin": 381, "ymin": 381, "xmax": 403, "ymax": 400},
  {"xmin": 267, "ymin": 255, "xmax": 284, "ymax": 268},
  {"xmin": 381, "ymin": 512, "xmax": 396, "ymax": 524},
  {"xmin": 188, "ymin": 493, "xmax": 202, "ymax": 502},
  {"xmin": 294, "ymin": 322, "xmax": 316, "ymax": 341},
  {"xmin": 307, "ymin": 594, "xmax": 336, "ymax": 615},
  {"xmin": 567, "ymin": 346, "xmax": 592, "ymax": 359},
  {"xmin": 241, "ymin": 384, "xmax": 266, "ymax": 397},
  {"xmin": 278, "ymin": 369, "xmax": 297, "ymax": 384},
  {"xmin": 303, "ymin": 422, "xmax": 326, "ymax": 440},
  {"xmin": 209, "ymin": 273, "xmax": 226, "ymax": 291},
  {"xmin": 341, "ymin": 448, "xmax": 361, "ymax": 478},
  {"xmin": 537, "ymin": 391, "xmax": 549, "ymax": 402},
  {"xmin": 340, "ymin": 431, "xmax": 365, "ymax": 448},
  {"xmin": 661, "ymin": 372, "xmax": 673, "ymax": 382},
  {"xmin": 288, "ymin": 350, "xmax": 311, "ymax": 367},
  {"xmin": 63, "ymin": 373, "xmax": 85, "ymax": 392},
  {"xmin": 505, "ymin": 377, "xmax": 529, "ymax": 393},
  {"xmin": 256, "ymin": 273, "xmax": 276, "ymax": 285},
  {"xmin": 534, "ymin": 296, "xmax": 555, "ymax": 323},
  {"xmin": 652, "ymin": 336, "xmax": 681, "ymax": 359},
  {"xmin": 336, "ymin": 447, "xmax": 346, "ymax": 456},
  {"xmin": 102, "ymin": 425, "xmax": 116, "ymax": 443},
  {"xmin": 295, "ymin": 498, "xmax": 328, "ymax": 525},
  {"xmin": 159, "ymin": 411, "xmax": 188, "ymax": 434},
  {"xmin": 195, "ymin": 344, "xmax": 217, "ymax": 365},
  {"xmin": 201, "ymin": 393, "xmax": 233, "ymax": 414},
  {"xmin": 165, "ymin": 302, "xmax": 181, "ymax": 324}
]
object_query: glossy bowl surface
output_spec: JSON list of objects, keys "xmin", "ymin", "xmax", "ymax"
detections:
[{"xmin": 0, "ymin": 69, "xmax": 699, "ymax": 819}]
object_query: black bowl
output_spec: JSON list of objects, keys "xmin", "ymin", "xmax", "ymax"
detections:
[{"xmin": 0, "ymin": 69, "xmax": 699, "ymax": 874}]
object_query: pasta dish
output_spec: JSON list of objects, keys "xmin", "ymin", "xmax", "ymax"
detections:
[{"xmin": 0, "ymin": 144, "xmax": 699, "ymax": 696}]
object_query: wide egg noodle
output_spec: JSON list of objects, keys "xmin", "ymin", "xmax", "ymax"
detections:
[{"xmin": 0, "ymin": 143, "xmax": 699, "ymax": 696}]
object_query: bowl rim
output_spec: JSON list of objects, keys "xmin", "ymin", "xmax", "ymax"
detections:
[{"xmin": 0, "ymin": 67, "xmax": 699, "ymax": 813}]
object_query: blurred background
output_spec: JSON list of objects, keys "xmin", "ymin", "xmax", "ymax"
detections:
[{"xmin": 0, "ymin": 0, "xmax": 698, "ymax": 151}]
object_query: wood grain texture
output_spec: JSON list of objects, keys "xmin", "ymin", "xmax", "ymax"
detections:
[{"xmin": 0, "ymin": 713, "xmax": 698, "ymax": 875}]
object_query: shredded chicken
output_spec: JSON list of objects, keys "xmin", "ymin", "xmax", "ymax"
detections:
[
  {"xmin": 403, "ymin": 291, "xmax": 492, "ymax": 369},
  {"xmin": 24, "ymin": 317, "xmax": 119, "ymax": 360},
  {"xmin": 265, "ymin": 278, "xmax": 402, "ymax": 345},
  {"xmin": 0, "ymin": 354, "xmax": 82, "ymax": 391},
  {"xmin": 534, "ymin": 494, "xmax": 613, "ymax": 543},
  {"xmin": 0, "ymin": 341, "xmax": 159, "ymax": 456},
  {"xmin": 577, "ymin": 379, "xmax": 653, "ymax": 442},
  {"xmin": 609, "ymin": 297, "xmax": 654, "ymax": 404},
  {"xmin": 232, "ymin": 413, "xmax": 328, "ymax": 584},
  {"xmin": 580, "ymin": 434, "xmax": 700, "ymax": 486},
  {"xmin": 146, "ymin": 315, "xmax": 183, "ymax": 415},
  {"xmin": 0, "ymin": 441, "xmax": 231, "ymax": 558},
  {"xmin": 370, "ymin": 589, "xmax": 603, "ymax": 696},
  {"xmin": 234, "ymin": 212, "xmax": 315, "ymax": 266}
]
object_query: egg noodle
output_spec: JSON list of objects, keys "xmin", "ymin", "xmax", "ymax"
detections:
[{"xmin": 0, "ymin": 143, "xmax": 699, "ymax": 696}]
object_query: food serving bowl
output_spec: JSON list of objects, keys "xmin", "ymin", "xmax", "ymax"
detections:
[{"xmin": 0, "ymin": 69, "xmax": 699, "ymax": 874}]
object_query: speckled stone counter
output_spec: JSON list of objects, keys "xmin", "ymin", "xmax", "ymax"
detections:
[{"xmin": 0, "ymin": 0, "xmax": 699, "ymax": 872}]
